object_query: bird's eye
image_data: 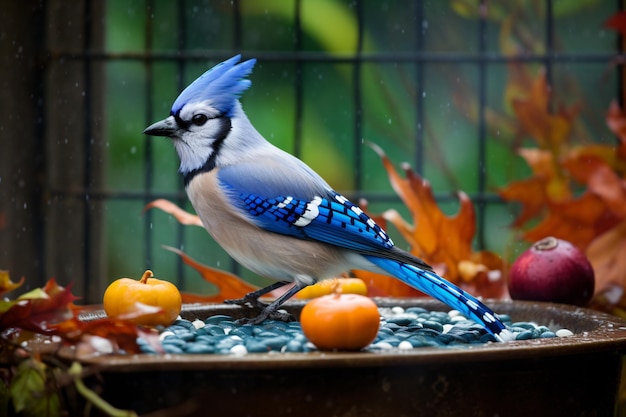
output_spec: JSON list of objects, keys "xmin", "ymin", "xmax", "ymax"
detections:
[{"xmin": 191, "ymin": 114, "xmax": 209, "ymax": 126}]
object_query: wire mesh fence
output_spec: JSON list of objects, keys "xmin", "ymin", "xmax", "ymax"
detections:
[{"xmin": 1, "ymin": 0, "xmax": 621, "ymax": 303}]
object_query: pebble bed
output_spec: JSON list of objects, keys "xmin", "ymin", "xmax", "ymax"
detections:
[{"xmin": 138, "ymin": 306, "xmax": 574, "ymax": 355}]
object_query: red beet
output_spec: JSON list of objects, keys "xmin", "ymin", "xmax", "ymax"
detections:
[{"xmin": 508, "ymin": 237, "xmax": 595, "ymax": 306}]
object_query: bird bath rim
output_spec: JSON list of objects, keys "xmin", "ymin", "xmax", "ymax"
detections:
[{"xmin": 73, "ymin": 298, "xmax": 626, "ymax": 372}]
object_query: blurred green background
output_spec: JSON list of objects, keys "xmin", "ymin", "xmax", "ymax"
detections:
[{"xmin": 101, "ymin": 0, "xmax": 619, "ymax": 296}]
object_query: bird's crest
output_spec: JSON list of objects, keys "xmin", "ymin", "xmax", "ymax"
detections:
[{"xmin": 171, "ymin": 55, "xmax": 256, "ymax": 117}]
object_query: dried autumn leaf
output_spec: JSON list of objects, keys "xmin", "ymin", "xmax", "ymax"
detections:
[
  {"xmin": 0, "ymin": 279, "xmax": 77, "ymax": 335},
  {"xmin": 512, "ymin": 69, "xmax": 579, "ymax": 155},
  {"xmin": 51, "ymin": 313, "xmax": 160, "ymax": 355},
  {"xmin": 498, "ymin": 176, "xmax": 549, "ymax": 228},
  {"xmin": 587, "ymin": 163, "xmax": 626, "ymax": 218},
  {"xmin": 354, "ymin": 145, "xmax": 505, "ymax": 297},
  {"xmin": 162, "ymin": 245, "xmax": 258, "ymax": 303},
  {"xmin": 144, "ymin": 199, "xmax": 203, "ymax": 227},
  {"xmin": 0, "ymin": 270, "xmax": 24, "ymax": 298},
  {"xmin": 605, "ymin": 100, "xmax": 626, "ymax": 163},
  {"xmin": 587, "ymin": 219, "xmax": 626, "ymax": 300},
  {"xmin": 522, "ymin": 192, "xmax": 612, "ymax": 249}
]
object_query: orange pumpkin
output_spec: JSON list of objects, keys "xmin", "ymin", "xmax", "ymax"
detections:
[
  {"xmin": 296, "ymin": 278, "xmax": 367, "ymax": 299},
  {"xmin": 300, "ymin": 293, "xmax": 380, "ymax": 351},
  {"xmin": 103, "ymin": 270, "xmax": 182, "ymax": 326}
]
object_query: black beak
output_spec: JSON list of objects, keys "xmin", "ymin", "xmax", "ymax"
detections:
[{"xmin": 143, "ymin": 115, "xmax": 178, "ymax": 137}]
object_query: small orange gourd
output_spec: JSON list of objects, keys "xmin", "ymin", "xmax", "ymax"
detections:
[
  {"xmin": 296, "ymin": 278, "xmax": 367, "ymax": 299},
  {"xmin": 103, "ymin": 270, "xmax": 182, "ymax": 326},
  {"xmin": 300, "ymin": 293, "xmax": 380, "ymax": 351}
]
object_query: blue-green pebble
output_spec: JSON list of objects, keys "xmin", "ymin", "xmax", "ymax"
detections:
[
  {"xmin": 204, "ymin": 315, "xmax": 233, "ymax": 325},
  {"xmin": 162, "ymin": 337, "xmax": 186, "ymax": 347},
  {"xmin": 498, "ymin": 314, "xmax": 512, "ymax": 323},
  {"xmin": 386, "ymin": 317, "xmax": 415, "ymax": 326},
  {"xmin": 263, "ymin": 335, "xmax": 291, "ymax": 351},
  {"xmin": 284, "ymin": 339, "xmax": 303, "ymax": 352},
  {"xmin": 422, "ymin": 320, "xmax": 444, "ymax": 333},
  {"xmin": 515, "ymin": 330, "xmax": 534, "ymax": 341},
  {"xmin": 142, "ymin": 310, "xmax": 568, "ymax": 356},
  {"xmin": 512, "ymin": 322, "xmax": 536, "ymax": 330},
  {"xmin": 405, "ymin": 307, "xmax": 429, "ymax": 315},
  {"xmin": 245, "ymin": 339, "xmax": 270, "ymax": 353},
  {"xmin": 184, "ymin": 342, "xmax": 215, "ymax": 354},
  {"xmin": 162, "ymin": 344, "xmax": 184, "ymax": 354}
]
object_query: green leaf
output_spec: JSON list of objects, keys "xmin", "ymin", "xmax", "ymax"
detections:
[
  {"xmin": 0, "ymin": 378, "xmax": 10, "ymax": 416},
  {"xmin": 26, "ymin": 390, "xmax": 60, "ymax": 417},
  {"xmin": 9, "ymin": 359, "xmax": 61, "ymax": 417},
  {"xmin": 10, "ymin": 359, "xmax": 45, "ymax": 412},
  {"xmin": 17, "ymin": 288, "xmax": 49, "ymax": 300},
  {"xmin": 0, "ymin": 299, "xmax": 18, "ymax": 314}
]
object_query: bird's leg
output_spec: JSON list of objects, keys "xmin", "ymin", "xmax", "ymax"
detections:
[
  {"xmin": 224, "ymin": 281, "xmax": 291, "ymax": 310},
  {"xmin": 239, "ymin": 281, "xmax": 308, "ymax": 325}
]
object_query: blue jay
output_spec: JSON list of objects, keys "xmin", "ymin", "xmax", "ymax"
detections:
[{"xmin": 144, "ymin": 55, "xmax": 513, "ymax": 342}]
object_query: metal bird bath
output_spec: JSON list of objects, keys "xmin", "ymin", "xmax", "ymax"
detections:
[{"xmin": 75, "ymin": 299, "xmax": 626, "ymax": 417}]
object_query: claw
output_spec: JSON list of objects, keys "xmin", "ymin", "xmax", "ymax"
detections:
[{"xmin": 236, "ymin": 308, "xmax": 295, "ymax": 325}]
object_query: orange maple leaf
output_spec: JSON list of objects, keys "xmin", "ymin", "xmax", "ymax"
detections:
[
  {"xmin": 161, "ymin": 245, "xmax": 258, "ymax": 303},
  {"xmin": 353, "ymin": 144, "xmax": 506, "ymax": 298},
  {"xmin": 511, "ymin": 68, "xmax": 579, "ymax": 155},
  {"xmin": 0, "ymin": 270, "xmax": 24, "ymax": 298}
]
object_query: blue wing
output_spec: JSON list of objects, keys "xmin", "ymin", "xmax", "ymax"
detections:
[
  {"xmin": 217, "ymin": 157, "xmax": 394, "ymax": 254},
  {"xmin": 239, "ymin": 190, "xmax": 394, "ymax": 253}
]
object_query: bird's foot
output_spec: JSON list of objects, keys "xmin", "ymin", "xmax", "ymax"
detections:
[
  {"xmin": 224, "ymin": 295, "xmax": 268, "ymax": 310},
  {"xmin": 236, "ymin": 307, "xmax": 295, "ymax": 325},
  {"xmin": 224, "ymin": 296, "xmax": 294, "ymax": 324}
]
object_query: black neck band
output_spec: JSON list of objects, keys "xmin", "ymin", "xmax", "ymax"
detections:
[{"xmin": 183, "ymin": 117, "xmax": 232, "ymax": 186}]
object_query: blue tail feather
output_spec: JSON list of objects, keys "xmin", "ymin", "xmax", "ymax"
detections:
[{"xmin": 365, "ymin": 256, "xmax": 513, "ymax": 342}]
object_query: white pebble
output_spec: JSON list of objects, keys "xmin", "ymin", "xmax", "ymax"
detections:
[
  {"xmin": 159, "ymin": 330, "xmax": 175, "ymax": 341},
  {"xmin": 89, "ymin": 336, "xmax": 114, "ymax": 354},
  {"xmin": 450, "ymin": 315, "xmax": 467, "ymax": 323},
  {"xmin": 391, "ymin": 306, "xmax": 405, "ymax": 315},
  {"xmin": 556, "ymin": 329, "xmax": 574, "ymax": 338},
  {"xmin": 230, "ymin": 335, "xmax": 243, "ymax": 342},
  {"xmin": 448, "ymin": 309, "xmax": 462, "ymax": 317},
  {"xmin": 442, "ymin": 324, "xmax": 454, "ymax": 334},
  {"xmin": 192, "ymin": 319, "xmax": 205, "ymax": 329},
  {"xmin": 372, "ymin": 342, "xmax": 394, "ymax": 350},
  {"xmin": 398, "ymin": 341, "xmax": 413, "ymax": 350},
  {"xmin": 230, "ymin": 344, "xmax": 247, "ymax": 356},
  {"xmin": 305, "ymin": 342, "xmax": 317, "ymax": 350}
]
